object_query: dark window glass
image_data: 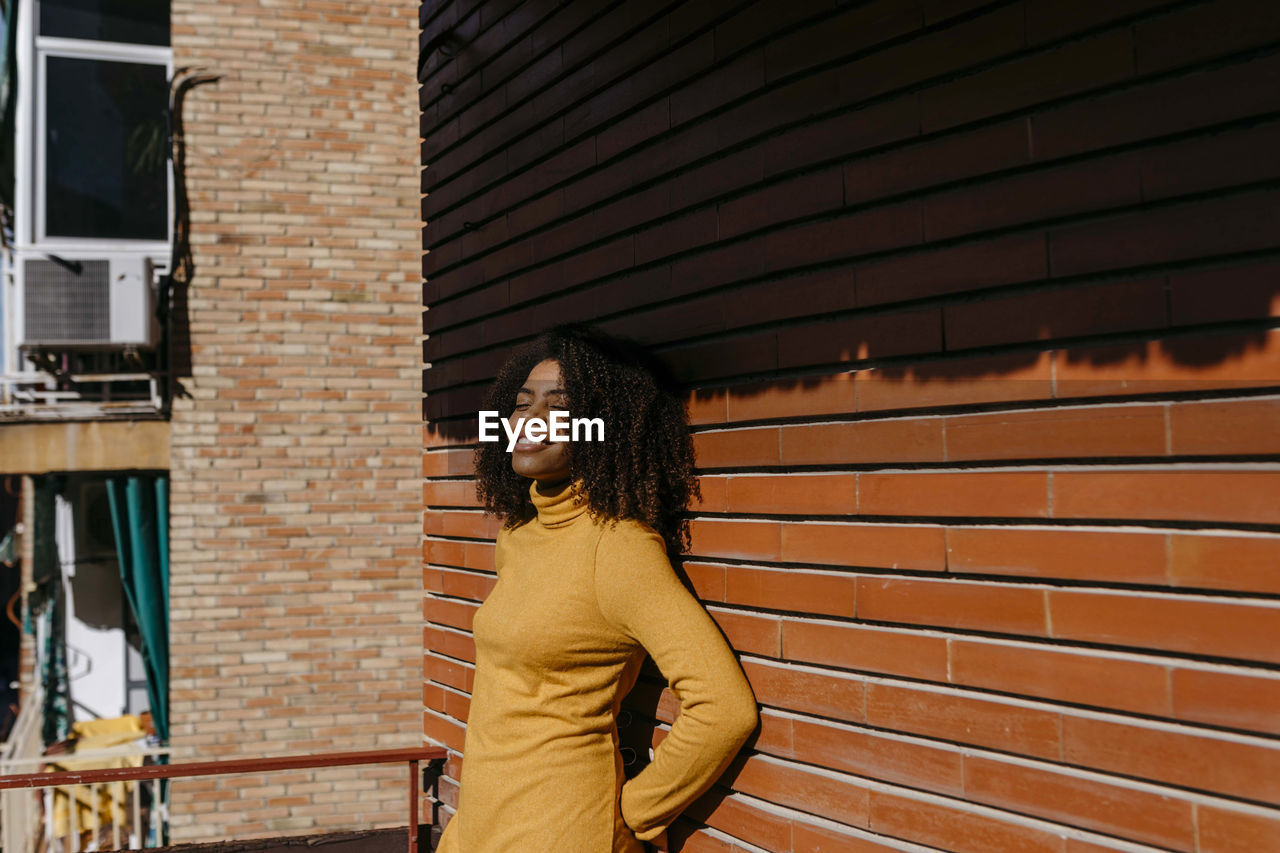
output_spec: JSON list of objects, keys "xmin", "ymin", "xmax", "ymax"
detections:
[
  {"xmin": 39, "ymin": 0, "xmax": 170, "ymax": 46},
  {"xmin": 45, "ymin": 56, "xmax": 168, "ymax": 240}
]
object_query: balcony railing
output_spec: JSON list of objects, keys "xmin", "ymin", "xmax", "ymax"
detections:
[
  {"xmin": 0, "ymin": 746, "xmax": 447, "ymax": 853},
  {"xmin": 0, "ymin": 362, "xmax": 165, "ymax": 421},
  {"xmin": 1, "ymin": 743, "xmax": 171, "ymax": 851}
]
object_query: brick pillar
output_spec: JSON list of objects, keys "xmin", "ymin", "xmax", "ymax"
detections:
[{"xmin": 168, "ymin": 0, "xmax": 423, "ymax": 840}]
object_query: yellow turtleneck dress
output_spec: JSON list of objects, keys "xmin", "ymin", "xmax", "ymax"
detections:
[{"xmin": 435, "ymin": 477, "xmax": 759, "ymax": 852}]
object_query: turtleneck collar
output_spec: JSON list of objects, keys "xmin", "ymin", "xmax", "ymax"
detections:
[{"xmin": 528, "ymin": 477, "xmax": 590, "ymax": 528}]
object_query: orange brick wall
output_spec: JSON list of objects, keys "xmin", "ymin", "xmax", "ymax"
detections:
[
  {"xmin": 167, "ymin": 0, "xmax": 423, "ymax": 840},
  {"xmin": 421, "ymin": 1, "xmax": 1280, "ymax": 850}
]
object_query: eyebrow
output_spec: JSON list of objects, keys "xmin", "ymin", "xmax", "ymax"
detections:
[{"xmin": 517, "ymin": 386, "xmax": 568, "ymax": 396}]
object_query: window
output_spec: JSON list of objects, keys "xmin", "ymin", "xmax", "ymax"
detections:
[
  {"xmin": 38, "ymin": 0, "xmax": 169, "ymax": 46},
  {"xmin": 44, "ymin": 56, "xmax": 168, "ymax": 239},
  {"xmin": 33, "ymin": 0, "xmax": 172, "ymax": 245},
  {"xmin": 44, "ymin": 56, "xmax": 166, "ymax": 236}
]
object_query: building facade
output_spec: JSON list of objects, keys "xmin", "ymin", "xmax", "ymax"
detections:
[
  {"xmin": 420, "ymin": 1, "xmax": 1280, "ymax": 850},
  {"xmin": 3, "ymin": 0, "xmax": 424, "ymax": 842}
]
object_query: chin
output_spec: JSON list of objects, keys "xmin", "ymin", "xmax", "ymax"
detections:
[
  {"xmin": 511, "ymin": 462, "xmax": 567, "ymax": 481},
  {"xmin": 511, "ymin": 453, "xmax": 570, "ymax": 482}
]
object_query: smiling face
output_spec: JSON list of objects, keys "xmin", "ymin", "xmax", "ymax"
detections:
[{"xmin": 508, "ymin": 358, "xmax": 573, "ymax": 486}]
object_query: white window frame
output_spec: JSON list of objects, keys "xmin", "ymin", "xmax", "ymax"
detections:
[
  {"xmin": 4, "ymin": 1, "xmax": 174, "ymax": 387},
  {"xmin": 22, "ymin": 5, "xmax": 174, "ymax": 253}
]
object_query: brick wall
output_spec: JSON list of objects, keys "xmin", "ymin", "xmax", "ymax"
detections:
[
  {"xmin": 421, "ymin": 1, "xmax": 1280, "ymax": 850},
  {"xmin": 167, "ymin": 0, "xmax": 423, "ymax": 840}
]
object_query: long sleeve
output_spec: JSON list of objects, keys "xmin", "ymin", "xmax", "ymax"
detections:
[{"xmin": 593, "ymin": 520, "xmax": 759, "ymax": 842}]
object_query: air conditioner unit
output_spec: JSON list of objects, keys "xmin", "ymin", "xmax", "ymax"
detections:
[{"xmin": 20, "ymin": 256, "xmax": 160, "ymax": 348}]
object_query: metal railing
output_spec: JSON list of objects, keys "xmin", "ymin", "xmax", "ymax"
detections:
[
  {"xmin": 1, "ymin": 743, "xmax": 171, "ymax": 852},
  {"xmin": 0, "ymin": 746, "xmax": 447, "ymax": 853},
  {"xmin": 0, "ymin": 368, "xmax": 164, "ymax": 421}
]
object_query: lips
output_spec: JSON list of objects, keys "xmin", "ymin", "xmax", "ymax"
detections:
[{"xmin": 512, "ymin": 438, "xmax": 552, "ymax": 452}]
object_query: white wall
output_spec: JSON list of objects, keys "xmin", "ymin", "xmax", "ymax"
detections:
[{"xmin": 56, "ymin": 476, "xmax": 128, "ymax": 722}]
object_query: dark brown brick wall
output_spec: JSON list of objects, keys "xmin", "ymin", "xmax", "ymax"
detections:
[{"xmin": 421, "ymin": 1, "xmax": 1280, "ymax": 849}]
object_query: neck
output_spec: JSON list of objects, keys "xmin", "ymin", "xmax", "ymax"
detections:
[{"xmin": 532, "ymin": 475, "xmax": 572, "ymax": 495}]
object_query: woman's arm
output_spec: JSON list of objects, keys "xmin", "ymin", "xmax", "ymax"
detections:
[{"xmin": 593, "ymin": 521, "xmax": 759, "ymax": 843}]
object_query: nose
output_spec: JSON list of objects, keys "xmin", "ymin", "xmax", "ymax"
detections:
[
  {"xmin": 509, "ymin": 397, "xmax": 552, "ymax": 438},
  {"xmin": 527, "ymin": 397, "xmax": 551, "ymax": 421}
]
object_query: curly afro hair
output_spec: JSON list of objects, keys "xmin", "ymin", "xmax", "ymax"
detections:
[{"xmin": 473, "ymin": 323, "xmax": 701, "ymax": 555}]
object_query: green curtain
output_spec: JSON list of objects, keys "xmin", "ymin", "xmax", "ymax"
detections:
[
  {"xmin": 106, "ymin": 474, "xmax": 169, "ymax": 743},
  {"xmin": 39, "ymin": 586, "xmax": 70, "ymax": 746},
  {"xmin": 32, "ymin": 475, "xmax": 71, "ymax": 746}
]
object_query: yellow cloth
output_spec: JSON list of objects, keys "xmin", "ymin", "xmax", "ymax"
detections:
[
  {"xmin": 48, "ymin": 715, "xmax": 147, "ymax": 838},
  {"xmin": 437, "ymin": 478, "xmax": 758, "ymax": 852}
]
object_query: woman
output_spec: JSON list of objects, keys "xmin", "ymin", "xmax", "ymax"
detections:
[{"xmin": 435, "ymin": 323, "xmax": 759, "ymax": 852}]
